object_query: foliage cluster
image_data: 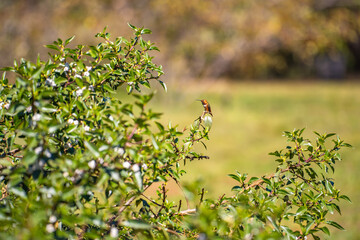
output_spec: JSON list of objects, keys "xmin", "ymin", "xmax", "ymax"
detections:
[{"xmin": 0, "ymin": 26, "xmax": 350, "ymax": 239}]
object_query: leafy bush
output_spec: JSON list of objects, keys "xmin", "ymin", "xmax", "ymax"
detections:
[{"xmin": 0, "ymin": 25, "xmax": 350, "ymax": 239}]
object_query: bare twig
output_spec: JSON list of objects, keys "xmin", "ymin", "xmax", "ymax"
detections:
[
  {"xmin": 177, "ymin": 208, "xmax": 196, "ymax": 216},
  {"xmin": 124, "ymin": 36, "xmax": 139, "ymax": 59},
  {"xmin": 199, "ymin": 188, "xmax": 205, "ymax": 205},
  {"xmin": 140, "ymin": 194, "xmax": 162, "ymax": 207},
  {"xmin": 177, "ymin": 200, "xmax": 182, "ymax": 212},
  {"xmin": 156, "ymin": 184, "xmax": 167, "ymax": 218},
  {"xmin": 127, "ymin": 124, "xmax": 138, "ymax": 141},
  {"xmin": 185, "ymin": 155, "xmax": 209, "ymax": 161},
  {"xmin": 115, "ymin": 185, "xmax": 150, "ymax": 222}
]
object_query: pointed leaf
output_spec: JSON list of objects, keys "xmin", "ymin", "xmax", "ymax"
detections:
[{"xmin": 84, "ymin": 141, "xmax": 100, "ymax": 158}]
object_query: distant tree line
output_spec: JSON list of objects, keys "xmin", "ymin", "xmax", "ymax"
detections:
[{"xmin": 1, "ymin": 0, "xmax": 359, "ymax": 79}]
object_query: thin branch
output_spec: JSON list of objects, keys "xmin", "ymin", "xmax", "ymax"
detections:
[
  {"xmin": 124, "ymin": 36, "xmax": 139, "ymax": 59},
  {"xmin": 177, "ymin": 200, "xmax": 182, "ymax": 212},
  {"xmin": 177, "ymin": 208, "xmax": 196, "ymax": 216},
  {"xmin": 127, "ymin": 124, "xmax": 138, "ymax": 141},
  {"xmin": 156, "ymin": 184, "xmax": 167, "ymax": 218},
  {"xmin": 185, "ymin": 155, "xmax": 209, "ymax": 161},
  {"xmin": 153, "ymin": 225, "xmax": 181, "ymax": 237},
  {"xmin": 140, "ymin": 193, "xmax": 163, "ymax": 207},
  {"xmin": 199, "ymin": 188, "xmax": 205, "ymax": 205},
  {"xmin": 115, "ymin": 185, "xmax": 150, "ymax": 222}
]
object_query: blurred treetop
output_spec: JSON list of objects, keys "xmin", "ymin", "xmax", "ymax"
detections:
[{"xmin": 1, "ymin": 0, "xmax": 359, "ymax": 79}]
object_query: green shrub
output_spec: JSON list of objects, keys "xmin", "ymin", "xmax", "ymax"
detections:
[{"xmin": 0, "ymin": 25, "xmax": 350, "ymax": 239}]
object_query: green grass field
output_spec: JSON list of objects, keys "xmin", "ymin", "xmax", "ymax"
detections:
[{"xmin": 141, "ymin": 80, "xmax": 360, "ymax": 239}]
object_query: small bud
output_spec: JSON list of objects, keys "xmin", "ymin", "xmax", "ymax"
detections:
[
  {"xmin": 75, "ymin": 169, "xmax": 84, "ymax": 175},
  {"xmin": 75, "ymin": 87, "xmax": 84, "ymax": 97},
  {"xmin": 45, "ymin": 77, "xmax": 56, "ymax": 87},
  {"xmin": 192, "ymin": 119, "xmax": 200, "ymax": 130},
  {"xmin": 183, "ymin": 142, "xmax": 192, "ymax": 150},
  {"xmin": 26, "ymin": 106, "xmax": 32, "ymax": 113},
  {"xmin": 34, "ymin": 146, "xmax": 43, "ymax": 155},
  {"xmin": 44, "ymin": 149, "xmax": 52, "ymax": 158},
  {"xmin": 132, "ymin": 164, "xmax": 140, "ymax": 172},
  {"xmin": 4, "ymin": 102, "xmax": 10, "ymax": 110},
  {"xmin": 114, "ymin": 147, "xmax": 125, "ymax": 155},
  {"xmin": 49, "ymin": 215, "xmax": 57, "ymax": 223},
  {"xmin": 110, "ymin": 227, "xmax": 118, "ymax": 238},
  {"xmin": 88, "ymin": 160, "xmax": 96, "ymax": 169},
  {"xmin": 46, "ymin": 224, "xmax": 55, "ymax": 233},
  {"xmin": 123, "ymin": 161, "xmax": 131, "ymax": 169},
  {"xmin": 32, "ymin": 113, "xmax": 41, "ymax": 122}
]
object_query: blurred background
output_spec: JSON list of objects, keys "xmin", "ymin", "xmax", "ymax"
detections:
[{"xmin": 1, "ymin": 0, "xmax": 359, "ymax": 239}]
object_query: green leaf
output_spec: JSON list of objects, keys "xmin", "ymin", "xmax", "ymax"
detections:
[
  {"xmin": 103, "ymin": 84, "xmax": 114, "ymax": 93},
  {"xmin": 280, "ymin": 226, "xmax": 297, "ymax": 238},
  {"xmin": 325, "ymin": 180, "xmax": 334, "ymax": 195},
  {"xmin": 23, "ymin": 151, "xmax": 38, "ymax": 165},
  {"xmin": 127, "ymin": 84, "xmax": 133, "ymax": 94},
  {"xmin": 9, "ymin": 187, "xmax": 27, "ymax": 199},
  {"xmin": 149, "ymin": 46, "xmax": 160, "ymax": 51},
  {"xmin": 141, "ymin": 28, "xmax": 152, "ymax": 35},
  {"xmin": 66, "ymin": 124, "xmax": 77, "ymax": 133},
  {"xmin": 75, "ymin": 77, "xmax": 83, "ymax": 88},
  {"xmin": 0, "ymin": 67, "xmax": 14, "ymax": 72},
  {"xmin": 155, "ymin": 121, "xmax": 164, "ymax": 132},
  {"xmin": 44, "ymin": 44, "xmax": 60, "ymax": 51},
  {"xmin": 261, "ymin": 177, "xmax": 271, "ymax": 185},
  {"xmin": 127, "ymin": 23, "xmax": 137, "ymax": 30},
  {"xmin": 325, "ymin": 133, "xmax": 336, "ymax": 139},
  {"xmin": 266, "ymin": 216, "xmax": 280, "ymax": 232},
  {"xmin": 296, "ymin": 206, "xmax": 307, "ymax": 216},
  {"xmin": 320, "ymin": 226, "xmax": 330, "ymax": 236},
  {"xmin": 231, "ymin": 186, "xmax": 242, "ymax": 191},
  {"xmin": 228, "ymin": 174, "xmax": 241, "ymax": 182},
  {"xmin": 248, "ymin": 177, "xmax": 259, "ymax": 184},
  {"xmin": 31, "ymin": 65, "xmax": 44, "ymax": 80},
  {"xmin": 65, "ymin": 36, "xmax": 75, "ymax": 46},
  {"xmin": 305, "ymin": 220, "xmax": 315, "ymax": 235},
  {"xmin": 339, "ymin": 195, "xmax": 351, "ymax": 203},
  {"xmin": 84, "ymin": 141, "xmax": 100, "ymax": 158},
  {"xmin": 0, "ymin": 159, "xmax": 13, "ymax": 167},
  {"xmin": 326, "ymin": 220, "xmax": 345, "ymax": 230},
  {"xmin": 158, "ymin": 80, "xmax": 167, "ymax": 92},
  {"xmin": 121, "ymin": 220, "xmax": 151, "ymax": 229},
  {"xmin": 151, "ymin": 135, "xmax": 159, "ymax": 150},
  {"xmin": 75, "ymin": 100, "xmax": 85, "ymax": 112},
  {"xmin": 40, "ymin": 104, "xmax": 58, "ymax": 113},
  {"xmin": 341, "ymin": 142, "xmax": 352, "ymax": 148},
  {"xmin": 134, "ymin": 168, "xmax": 143, "ymax": 191},
  {"xmin": 55, "ymin": 76, "xmax": 68, "ymax": 85},
  {"xmin": 331, "ymin": 203, "xmax": 341, "ymax": 215}
]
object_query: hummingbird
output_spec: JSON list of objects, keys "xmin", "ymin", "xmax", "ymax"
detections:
[{"xmin": 197, "ymin": 99, "xmax": 213, "ymax": 117}]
